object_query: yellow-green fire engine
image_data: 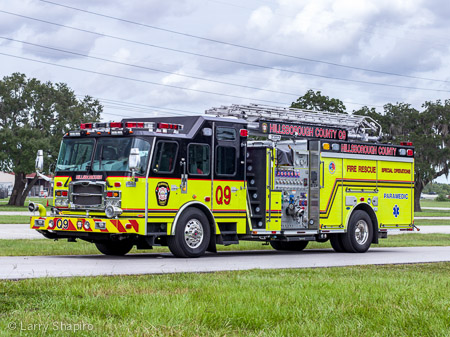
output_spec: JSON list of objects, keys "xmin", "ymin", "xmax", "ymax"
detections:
[{"xmin": 30, "ymin": 104, "xmax": 416, "ymax": 257}]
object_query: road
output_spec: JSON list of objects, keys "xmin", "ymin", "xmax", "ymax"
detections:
[
  {"xmin": 1, "ymin": 246, "xmax": 450, "ymax": 280},
  {"xmin": 0, "ymin": 224, "xmax": 44, "ymax": 239}
]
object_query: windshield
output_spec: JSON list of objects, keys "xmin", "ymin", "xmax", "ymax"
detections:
[
  {"xmin": 92, "ymin": 137, "xmax": 133, "ymax": 172},
  {"xmin": 55, "ymin": 137, "xmax": 151, "ymax": 173},
  {"xmin": 56, "ymin": 138, "xmax": 95, "ymax": 172}
]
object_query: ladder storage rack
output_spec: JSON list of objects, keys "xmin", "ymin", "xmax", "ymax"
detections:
[{"xmin": 206, "ymin": 104, "xmax": 381, "ymax": 141}]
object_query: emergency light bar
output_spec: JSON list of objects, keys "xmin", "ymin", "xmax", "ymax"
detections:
[
  {"xmin": 79, "ymin": 122, "xmax": 154, "ymax": 130},
  {"xmin": 125, "ymin": 122, "xmax": 145, "ymax": 128},
  {"xmin": 68, "ymin": 121, "xmax": 184, "ymax": 136},
  {"xmin": 80, "ymin": 123, "xmax": 92, "ymax": 129},
  {"xmin": 156, "ymin": 122, "xmax": 184, "ymax": 133}
]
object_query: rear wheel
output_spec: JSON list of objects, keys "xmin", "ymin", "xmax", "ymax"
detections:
[
  {"xmin": 342, "ymin": 210, "xmax": 373, "ymax": 253},
  {"xmin": 168, "ymin": 208, "xmax": 211, "ymax": 258},
  {"xmin": 330, "ymin": 234, "xmax": 346, "ymax": 252},
  {"xmin": 270, "ymin": 240, "xmax": 308, "ymax": 251},
  {"xmin": 95, "ymin": 240, "xmax": 133, "ymax": 256}
]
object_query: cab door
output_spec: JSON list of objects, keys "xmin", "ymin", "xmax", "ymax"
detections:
[
  {"xmin": 212, "ymin": 123, "xmax": 247, "ymax": 234},
  {"xmin": 148, "ymin": 139, "xmax": 181, "ymax": 233}
]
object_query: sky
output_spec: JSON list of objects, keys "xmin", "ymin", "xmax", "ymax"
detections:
[{"xmin": 0, "ymin": 0, "xmax": 449, "ymax": 183}]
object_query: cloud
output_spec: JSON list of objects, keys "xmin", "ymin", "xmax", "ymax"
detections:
[{"xmin": 1, "ymin": 0, "xmax": 449, "ymax": 123}]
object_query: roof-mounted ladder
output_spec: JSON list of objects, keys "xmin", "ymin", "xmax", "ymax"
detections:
[{"xmin": 206, "ymin": 104, "xmax": 381, "ymax": 141}]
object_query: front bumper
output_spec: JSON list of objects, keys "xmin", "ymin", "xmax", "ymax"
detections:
[{"xmin": 30, "ymin": 216, "xmax": 146, "ymax": 235}]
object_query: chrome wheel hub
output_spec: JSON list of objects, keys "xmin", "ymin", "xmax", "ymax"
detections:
[
  {"xmin": 355, "ymin": 220, "xmax": 369, "ymax": 245},
  {"xmin": 184, "ymin": 219, "xmax": 204, "ymax": 249}
]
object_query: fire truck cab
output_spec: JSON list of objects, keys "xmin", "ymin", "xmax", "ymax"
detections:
[{"xmin": 30, "ymin": 104, "xmax": 415, "ymax": 257}]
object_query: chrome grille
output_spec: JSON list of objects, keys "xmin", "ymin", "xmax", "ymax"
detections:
[{"xmin": 69, "ymin": 181, "xmax": 105, "ymax": 209}]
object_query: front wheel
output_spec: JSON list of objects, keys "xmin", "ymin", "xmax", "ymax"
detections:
[
  {"xmin": 168, "ymin": 208, "xmax": 211, "ymax": 258},
  {"xmin": 270, "ymin": 240, "xmax": 308, "ymax": 251},
  {"xmin": 342, "ymin": 210, "xmax": 373, "ymax": 253},
  {"xmin": 95, "ymin": 240, "xmax": 134, "ymax": 256}
]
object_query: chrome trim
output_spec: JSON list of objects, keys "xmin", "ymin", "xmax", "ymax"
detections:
[{"xmin": 69, "ymin": 180, "xmax": 106, "ymax": 210}]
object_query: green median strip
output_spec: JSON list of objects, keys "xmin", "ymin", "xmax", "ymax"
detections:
[
  {"xmin": 0, "ymin": 216, "xmax": 31, "ymax": 224},
  {"xmin": 415, "ymin": 211, "xmax": 450, "ymax": 217},
  {"xmin": 420, "ymin": 200, "xmax": 450, "ymax": 208},
  {"xmin": 414, "ymin": 219, "xmax": 450, "ymax": 226},
  {"xmin": 0, "ymin": 234, "xmax": 449, "ymax": 257},
  {"xmin": 1, "ymin": 263, "xmax": 450, "ymax": 336}
]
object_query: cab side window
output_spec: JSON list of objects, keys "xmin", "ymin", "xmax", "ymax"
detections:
[
  {"xmin": 152, "ymin": 141, "xmax": 178, "ymax": 173},
  {"xmin": 216, "ymin": 127, "xmax": 236, "ymax": 141},
  {"xmin": 188, "ymin": 144, "xmax": 210, "ymax": 175}
]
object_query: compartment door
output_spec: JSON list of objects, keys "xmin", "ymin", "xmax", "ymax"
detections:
[
  {"xmin": 319, "ymin": 156, "xmax": 343, "ymax": 229},
  {"xmin": 308, "ymin": 141, "xmax": 320, "ymax": 230}
]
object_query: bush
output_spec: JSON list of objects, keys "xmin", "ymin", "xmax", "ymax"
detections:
[{"xmin": 435, "ymin": 194, "xmax": 449, "ymax": 202}]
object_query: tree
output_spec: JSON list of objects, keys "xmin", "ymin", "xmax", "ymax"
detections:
[
  {"xmin": 0, "ymin": 73, "xmax": 102, "ymax": 206},
  {"xmin": 291, "ymin": 89, "xmax": 346, "ymax": 113},
  {"xmin": 354, "ymin": 101, "xmax": 450, "ymax": 212}
]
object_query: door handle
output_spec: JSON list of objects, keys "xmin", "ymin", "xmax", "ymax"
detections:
[{"xmin": 180, "ymin": 159, "xmax": 187, "ymax": 194}]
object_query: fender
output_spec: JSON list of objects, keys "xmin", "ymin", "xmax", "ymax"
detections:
[
  {"xmin": 170, "ymin": 201, "xmax": 216, "ymax": 235},
  {"xmin": 345, "ymin": 202, "xmax": 379, "ymax": 243}
]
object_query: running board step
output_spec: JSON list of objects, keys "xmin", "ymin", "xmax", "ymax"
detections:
[{"xmin": 217, "ymin": 233, "xmax": 239, "ymax": 246}]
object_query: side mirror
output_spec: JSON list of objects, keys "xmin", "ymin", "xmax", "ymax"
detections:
[
  {"xmin": 129, "ymin": 148, "xmax": 141, "ymax": 172},
  {"xmin": 35, "ymin": 150, "xmax": 44, "ymax": 172}
]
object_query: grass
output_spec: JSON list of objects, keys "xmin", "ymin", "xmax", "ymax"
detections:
[
  {"xmin": 415, "ymin": 219, "xmax": 450, "ymax": 226},
  {"xmin": 0, "ymin": 216, "xmax": 31, "ymax": 224},
  {"xmin": 0, "ymin": 234, "xmax": 449, "ymax": 257},
  {"xmin": 1, "ymin": 263, "xmax": 450, "ymax": 336},
  {"xmin": 415, "ymin": 210, "xmax": 450, "ymax": 217},
  {"xmin": 420, "ymin": 199, "xmax": 450, "ymax": 208},
  {"xmin": 0, "ymin": 197, "xmax": 51, "ymax": 212}
]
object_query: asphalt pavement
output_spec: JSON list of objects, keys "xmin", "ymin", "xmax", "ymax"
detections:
[
  {"xmin": 0, "ymin": 224, "xmax": 44, "ymax": 239},
  {"xmin": 1, "ymin": 246, "xmax": 450, "ymax": 280}
]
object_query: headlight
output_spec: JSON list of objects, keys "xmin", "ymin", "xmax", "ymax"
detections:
[
  {"xmin": 95, "ymin": 221, "xmax": 106, "ymax": 230},
  {"xmin": 105, "ymin": 199, "xmax": 121, "ymax": 207},
  {"xmin": 34, "ymin": 219, "xmax": 45, "ymax": 227},
  {"xmin": 55, "ymin": 199, "xmax": 68, "ymax": 207}
]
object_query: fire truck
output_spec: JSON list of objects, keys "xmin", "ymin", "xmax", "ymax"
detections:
[{"xmin": 30, "ymin": 104, "xmax": 416, "ymax": 257}]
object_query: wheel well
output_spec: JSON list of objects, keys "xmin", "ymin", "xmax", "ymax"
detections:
[
  {"xmin": 350, "ymin": 204, "xmax": 379, "ymax": 244},
  {"xmin": 171, "ymin": 202, "xmax": 216, "ymax": 237},
  {"xmin": 188, "ymin": 204, "xmax": 216, "ymax": 235},
  {"xmin": 172, "ymin": 202, "xmax": 217, "ymax": 251}
]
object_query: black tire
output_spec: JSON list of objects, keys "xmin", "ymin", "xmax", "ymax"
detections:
[
  {"xmin": 330, "ymin": 234, "xmax": 346, "ymax": 252},
  {"xmin": 342, "ymin": 210, "xmax": 373, "ymax": 253},
  {"xmin": 270, "ymin": 240, "xmax": 309, "ymax": 251},
  {"xmin": 168, "ymin": 208, "xmax": 211, "ymax": 258},
  {"xmin": 95, "ymin": 240, "xmax": 133, "ymax": 256}
]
